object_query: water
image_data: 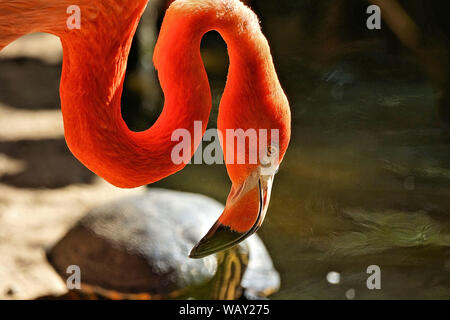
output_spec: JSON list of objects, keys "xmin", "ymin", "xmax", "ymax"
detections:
[{"xmin": 152, "ymin": 6, "xmax": 450, "ymax": 297}]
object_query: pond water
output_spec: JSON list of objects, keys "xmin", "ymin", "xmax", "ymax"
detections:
[{"xmin": 151, "ymin": 0, "xmax": 450, "ymax": 299}]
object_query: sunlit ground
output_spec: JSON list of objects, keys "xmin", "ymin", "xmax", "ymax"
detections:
[{"xmin": 0, "ymin": 34, "xmax": 146, "ymax": 299}]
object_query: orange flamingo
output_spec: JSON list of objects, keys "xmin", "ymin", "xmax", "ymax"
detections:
[{"xmin": 0, "ymin": 0, "xmax": 290, "ymax": 258}]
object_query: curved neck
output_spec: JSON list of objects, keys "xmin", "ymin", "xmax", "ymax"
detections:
[
  {"xmin": 1, "ymin": 0, "xmax": 283, "ymax": 188},
  {"xmin": 60, "ymin": 0, "xmax": 274, "ymax": 188}
]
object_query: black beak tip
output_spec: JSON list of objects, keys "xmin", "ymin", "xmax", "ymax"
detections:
[
  {"xmin": 188, "ymin": 245, "xmax": 206, "ymax": 259},
  {"xmin": 188, "ymin": 240, "xmax": 207, "ymax": 259},
  {"xmin": 188, "ymin": 222, "xmax": 251, "ymax": 259}
]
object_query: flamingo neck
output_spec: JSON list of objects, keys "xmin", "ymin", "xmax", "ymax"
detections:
[
  {"xmin": 59, "ymin": 0, "xmax": 274, "ymax": 188},
  {"xmin": 1, "ymin": 0, "xmax": 283, "ymax": 188}
]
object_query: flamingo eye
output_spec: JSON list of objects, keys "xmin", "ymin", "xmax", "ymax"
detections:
[
  {"xmin": 267, "ymin": 145, "xmax": 278, "ymax": 158},
  {"xmin": 259, "ymin": 145, "xmax": 280, "ymax": 176}
]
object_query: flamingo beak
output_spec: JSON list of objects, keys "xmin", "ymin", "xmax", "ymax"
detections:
[{"xmin": 189, "ymin": 167, "xmax": 276, "ymax": 259}]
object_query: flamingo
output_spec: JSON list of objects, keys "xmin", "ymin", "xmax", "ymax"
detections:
[{"xmin": 0, "ymin": 0, "xmax": 291, "ymax": 258}]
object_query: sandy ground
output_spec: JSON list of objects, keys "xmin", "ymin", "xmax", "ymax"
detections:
[{"xmin": 0, "ymin": 34, "xmax": 145, "ymax": 300}]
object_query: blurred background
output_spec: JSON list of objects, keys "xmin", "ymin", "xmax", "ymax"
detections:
[{"xmin": 0, "ymin": 0, "xmax": 449, "ymax": 299}]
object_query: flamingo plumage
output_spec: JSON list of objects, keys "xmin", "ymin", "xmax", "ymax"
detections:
[{"xmin": 0, "ymin": 0, "xmax": 291, "ymax": 258}]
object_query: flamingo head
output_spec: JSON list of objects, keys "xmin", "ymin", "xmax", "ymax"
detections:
[{"xmin": 190, "ymin": 79, "xmax": 291, "ymax": 258}]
